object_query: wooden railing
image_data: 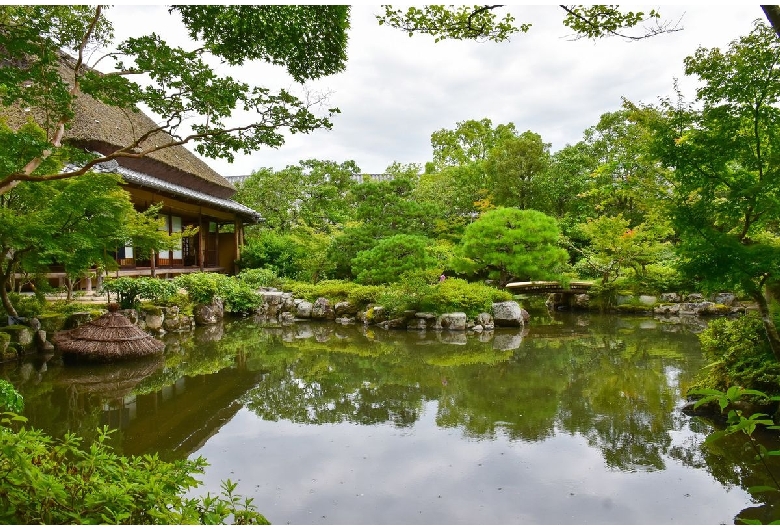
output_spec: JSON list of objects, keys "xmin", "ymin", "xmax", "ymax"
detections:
[{"xmin": 505, "ymin": 281, "xmax": 594, "ymax": 294}]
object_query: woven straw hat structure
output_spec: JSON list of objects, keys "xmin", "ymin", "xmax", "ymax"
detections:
[{"xmin": 54, "ymin": 304, "xmax": 165, "ymax": 363}]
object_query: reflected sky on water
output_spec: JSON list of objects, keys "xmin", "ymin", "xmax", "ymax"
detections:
[{"xmin": 3, "ymin": 312, "xmax": 766, "ymax": 524}]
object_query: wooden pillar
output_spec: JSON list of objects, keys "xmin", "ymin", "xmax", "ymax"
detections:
[
  {"xmin": 198, "ymin": 211, "xmax": 205, "ymax": 271},
  {"xmin": 234, "ymin": 219, "xmax": 242, "ymax": 274},
  {"xmin": 214, "ymin": 222, "xmax": 220, "ymax": 269}
]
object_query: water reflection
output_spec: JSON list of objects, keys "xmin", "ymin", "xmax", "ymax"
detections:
[{"xmin": 1, "ymin": 313, "xmax": 772, "ymax": 523}]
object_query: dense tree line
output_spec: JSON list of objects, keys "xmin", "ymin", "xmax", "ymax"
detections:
[{"xmin": 236, "ymin": 20, "xmax": 780, "ymax": 360}]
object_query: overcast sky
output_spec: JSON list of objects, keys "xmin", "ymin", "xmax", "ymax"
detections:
[{"xmin": 105, "ymin": 4, "xmax": 762, "ymax": 176}]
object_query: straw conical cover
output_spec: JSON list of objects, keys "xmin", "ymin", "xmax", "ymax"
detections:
[{"xmin": 54, "ymin": 306, "xmax": 165, "ymax": 362}]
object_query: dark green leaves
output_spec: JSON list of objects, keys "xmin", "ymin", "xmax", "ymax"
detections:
[{"xmin": 172, "ymin": 5, "xmax": 350, "ymax": 82}]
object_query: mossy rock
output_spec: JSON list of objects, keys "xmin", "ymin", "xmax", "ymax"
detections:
[
  {"xmin": 0, "ymin": 325, "xmax": 34, "ymax": 348},
  {"xmin": 139, "ymin": 303, "xmax": 164, "ymax": 316},
  {"xmin": 64, "ymin": 312, "xmax": 94, "ymax": 330},
  {"xmin": 616, "ymin": 304, "xmax": 653, "ymax": 314},
  {"xmin": 2, "ymin": 345, "xmax": 17, "ymax": 361},
  {"xmin": 0, "ymin": 331, "xmax": 9, "ymax": 353},
  {"xmin": 37, "ymin": 313, "xmax": 68, "ymax": 333}
]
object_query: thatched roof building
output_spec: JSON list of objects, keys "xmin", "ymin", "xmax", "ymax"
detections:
[
  {"xmin": 3, "ymin": 54, "xmax": 241, "ymax": 200},
  {"xmin": 54, "ymin": 305, "xmax": 165, "ymax": 363},
  {"xmin": 3, "ymin": 52, "xmax": 262, "ymax": 279}
]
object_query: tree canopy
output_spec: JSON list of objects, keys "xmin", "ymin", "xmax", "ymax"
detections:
[
  {"xmin": 637, "ymin": 19, "xmax": 780, "ymax": 359},
  {"xmin": 0, "ymin": 5, "xmax": 350, "ymax": 194}
]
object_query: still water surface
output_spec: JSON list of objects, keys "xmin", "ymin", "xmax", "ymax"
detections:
[{"xmin": 3, "ymin": 311, "xmax": 775, "ymax": 524}]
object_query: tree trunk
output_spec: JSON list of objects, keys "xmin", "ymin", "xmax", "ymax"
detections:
[
  {"xmin": 753, "ymin": 287, "xmax": 780, "ymax": 362},
  {"xmin": 0, "ymin": 269, "xmax": 18, "ymax": 318},
  {"xmin": 762, "ymin": 6, "xmax": 780, "ymax": 39}
]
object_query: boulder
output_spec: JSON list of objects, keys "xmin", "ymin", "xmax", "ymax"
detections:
[
  {"xmin": 660, "ymin": 293, "xmax": 681, "ymax": 303},
  {"xmin": 334, "ymin": 301, "xmax": 354, "ymax": 317},
  {"xmin": 712, "ymin": 293, "xmax": 736, "ymax": 306},
  {"xmin": 686, "ymin": 293, "xmax": 705, "ymax": 303},
  {"xmin": 194, "ymin": 298, "xmax": 224, "ymax": 325},
  {"xmin": 312, "ymin": 297, "xmax": 334, "ymax": 320},
  {"xmin": 573, "ymin": 294, "xmax": 590, "ymax": 309},
  {"xmin": 294, "ymin": 301, "xmax": 313, "ymax": 319},
  {"xmin": 492, "ymin": 301, "xmax": 525, "ymax": 328},
  {"xmin": 437, "ymin": 312, "xmax": 467, "ymax": 331},
  {"xmin": 1, "ymin": 325, "xmax": 34, "ymax": 351},
  {"xmin": 638, "ymin": 295, "xmax": 657, "ymax": 306},
  {"xmin": 475, "ymin": 313, "xmax": 494, "ymax": 329}
]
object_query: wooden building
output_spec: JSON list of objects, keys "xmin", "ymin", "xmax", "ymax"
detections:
[{"xmin": 3, "ymin": 55, "xmax": 262, "ymax": 289}]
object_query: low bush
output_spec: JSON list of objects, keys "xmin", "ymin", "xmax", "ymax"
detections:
[
  {"xmin": 692, "ymin": 315, "xmax": 780, "ymax": 395},
  {"xmin": 219, "ymin": 277, "xmax": 263, "ymax": 315},
  {"xmin": 236, "ymin": 268, "xmax": 281, "ymax": 290},
  {"xmin": 422, "ymin": 278, "xmax": 513, "ymax": 317},
  {"xmin": 174, "ymin": 273, "xmax": 227, "ymax": 306},
  {"xmin": 0, "ymin": 418, "xmax": 268, "ymax": 524},
  {"xmin": 101, "ymin": 277, "xmax": 178, "ymax": 309},
  {"xmin": 0, "ymin": 380, "xmax": 23, "ymax": 414}
]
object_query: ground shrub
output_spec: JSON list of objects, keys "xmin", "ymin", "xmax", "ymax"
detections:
[
  {"xmin": 0, "ymin": 418, "xmax": 268, "ymax": 524},
  {"xmin": 101, "ymin": 277, "xmax": 178, "ymax": 309},
  {"xmin": 174, "ymin": 273, "xmax": 227, "ymax": 306},
  {"xmin": 236, "ymin": 268, "xmax": 281, "ymax": 289},
  {"xmin": 219, "ymin": 277, "xmax": 262, "ymax": 315},
  {"xmin": 692, "ymin": 315, "xmax": 780, "ymax": 395},
  {"xmin": 421, "ymin": 278, "xmax": 513, "ymax": 317}
]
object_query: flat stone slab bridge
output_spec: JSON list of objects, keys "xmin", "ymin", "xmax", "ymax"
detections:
[{"xmin": 505, "ymin": 281, "xmax": 594, "ymax": 294}]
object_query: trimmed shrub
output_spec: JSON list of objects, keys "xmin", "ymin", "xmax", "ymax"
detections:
[
  {"xmin": 422, "ymin": 278, "xmax": 513, "ymax": 318},
  {"xmin": 101, "ymin": 277, "xmax": 178, "ymax": 309}
]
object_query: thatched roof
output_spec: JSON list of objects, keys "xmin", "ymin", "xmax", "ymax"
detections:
[
  {"xmin": 2, "ymin": 53, "xmax": 237, "ymax": 200},
  {"xmin": 54, "ymin": 304, "xmax": 165, "ymax": 363}
]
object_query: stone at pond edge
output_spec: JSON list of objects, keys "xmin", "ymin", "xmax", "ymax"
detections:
[
  {"xmin": 437, "ymin": 312, "xmax": 468, "ymax": 331},
  {"xmin": 492, "ymin": 301, "xmax": 526, "ymax": 328},
  {"xmin": 194, "ymin": 298, "xmax": 224, "ymax": 325}
]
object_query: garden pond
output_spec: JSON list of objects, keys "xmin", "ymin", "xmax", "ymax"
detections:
[{"xmin": 3, "ymin": 310, "xmax": 780, "ymax": 524}]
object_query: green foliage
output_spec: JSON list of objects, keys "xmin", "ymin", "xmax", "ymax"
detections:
[
  {"xmin": 219, "ymin": 276, "xmax": 262, "ymax": 315},
  {"xmin": 694, "ymin": 316, "xmax": 780, "ymax": 395},
  {"xmin": 484, "ymin": 130, "xmax": 550, "ymax": 209},
  {"xmin": 637, "ymin": 20, "xmax": 780, "ymax": 357},
  {"xmin": 378, "ymin": 5, "xmax": 674, "ymax": 43},
  {"xmin": 375, "ymin": 274, "xmax": 433, "ymax": 317},
  {"xmin": 352, "ymin": 234, "xmax": 437, "ymax": 285},
  {"xmin": 280, "ymin": 279, "xmax": 382, "ymax": 307},
  {"xmin": 0, "ymin": 420, "xmax": 269, "ymax": 524},
  {"xmin": 689, "ymin": 386, "xmax": 780, "ymax": 524},
  {"xmin": 454, "ymin": 207, "xmax": 569, "ymax": 286},
  {"xmin": 422, "ymin": 278, "xmax": 512, "ymax": 317},
  {"xmin": 574, "ymin": 213, "xmax": 673, "ymax": 287},
  {"xmin": 236, "ymin": 268, "xmax": 281, "ymax": 289},
  {"xmin": 234, "ymin": 160, "xmax": 358, "ymax": 234},
  {"xmin": 174, "ymin": 273, "xmax": 227, "ymax": 306},
  {"xmin": 5, "ymin": 293, "xmax": 44, "ymax": 319},
  {"xmin": 377, "ymin": 5, "xmax": 523, "ymax": 43},
  {"xmin": 101, "ymin": 277, "xmax": 178, "ymax": 309},
  {"xmin": 1, "ymin": 5, "xmax": 346, "ymax": 193},
  {"xmin": 238, "ymin": 230, "xmax": 305, "ymax": 279},
  {"xmin": 0, "ymin": 380, "xmax": 23, "ymax": 414}
]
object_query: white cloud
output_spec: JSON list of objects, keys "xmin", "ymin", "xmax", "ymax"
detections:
[{"xmin": 104, "ymin": 4, "xmax": 763, "ymax": 175}]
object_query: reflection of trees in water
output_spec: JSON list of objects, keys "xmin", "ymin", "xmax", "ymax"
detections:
[
  {"xmin": 7, "ymin": 315, "xmax": 720, "ymax": 487},
  {"xmin": 669, "ymin": 416, "xmax": 780, "ymax": 524}
]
